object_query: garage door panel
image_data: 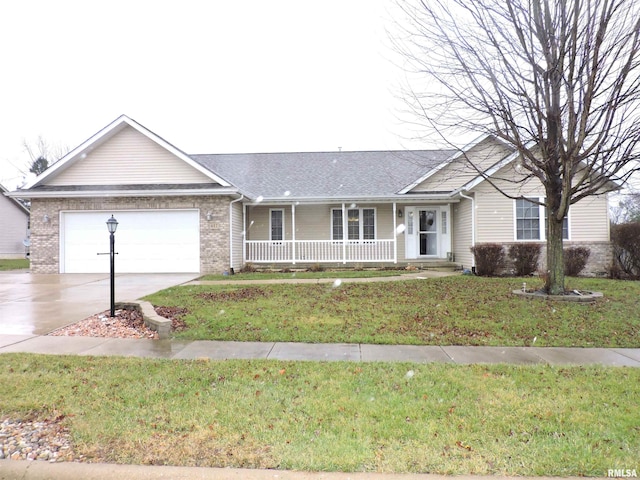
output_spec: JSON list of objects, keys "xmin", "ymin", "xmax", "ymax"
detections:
[{"xmin": 62, "ymin": 210, "xmax": 200, "ymax": 273}]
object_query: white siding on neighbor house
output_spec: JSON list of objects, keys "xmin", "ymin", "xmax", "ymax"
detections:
[
  {"xmin": 411, "ymin": 137, "xmax": 512, "ymax": 192},
  {"xmin": 47, "ymin": 126, "xmax": 213, "ymax": 186},
  {"xmin": 452, "ymin": 196, "xmax": 474, "ymax": 268},
  {"xmin": 0, "ymin": 195, "xmax": 29, "ymax": 258}
]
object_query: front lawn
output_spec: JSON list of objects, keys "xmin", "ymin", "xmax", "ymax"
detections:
[
  {"xmin": 145, "ymin": 276, "xmax": 640, "ymax": 347},
  {"xmin": 1, "ymin": 354, "xmax": 637, "ymax": 475},
  {"xmin": 0, "ymin": 258, "xmax": 29, "ymax": 271},
  {"xmin": 199, "ymin": 269, "xmax": 414, "ymax": 281}
]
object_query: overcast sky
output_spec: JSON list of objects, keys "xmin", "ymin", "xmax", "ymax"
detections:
[{"xmin": 0, "ymin": 0, "xmax": 430, "ymax": 190}]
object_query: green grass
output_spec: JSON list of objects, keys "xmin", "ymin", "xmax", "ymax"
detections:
[
  {"xmin": 199, "ymin": 270, "xmax": 413, "ymax": 281},
  {"xmin": 0, "ymin": 258, "xmax": 29, "ymax": 271},
  {"xmin": 0, "ymin": 354, "xmax": 637, "ymax": 475},
  {"xmin": 145, "ymin": 276, "xmax": 640, "ymax": 347}
]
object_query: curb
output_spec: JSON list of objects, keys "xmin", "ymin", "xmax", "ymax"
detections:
[{"xmin": 0, "ymin": 461, "xmax": 601, "ymax": 480}]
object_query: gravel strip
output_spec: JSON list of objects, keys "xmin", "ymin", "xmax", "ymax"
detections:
[{"xmin": 0, "ymin": 416, "xmax": 79, "ymax": 462}]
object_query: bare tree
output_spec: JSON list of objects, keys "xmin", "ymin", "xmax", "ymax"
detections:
[
  {"xmin": 393, "ymin": 0, "xmax": 640, "ymax": 294},
  {"xmin": 22, "ymin": 135, "xmax": 69, "ymax": 178},
  {"xmin": 612, "ymin": 191, "xmax": 640, "ymax": 223}
]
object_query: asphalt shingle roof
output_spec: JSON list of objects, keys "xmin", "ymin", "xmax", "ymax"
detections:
[{"xmin": 191, "ymin": 150, "xmax": 456, "ymax": 200}]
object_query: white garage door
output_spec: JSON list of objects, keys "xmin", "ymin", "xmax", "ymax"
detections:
[{"xmin": 61, "ymin": 210, "xmax": 200, "ymax": 273}]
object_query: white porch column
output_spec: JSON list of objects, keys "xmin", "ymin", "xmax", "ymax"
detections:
[
  {"xmin": 291, "ymin": 203, "xmax": 296, "ymax": 264},
  {"xmin": 392, "ymin": 202, "xmax": 398, "ymax": 264},
  {"xmin": 243, "ymin": 203, "xmax": 247, "ymax": 264},
  {"xmin": 342, "ymin": 202, "xmax": 347, "ymax": 264}
]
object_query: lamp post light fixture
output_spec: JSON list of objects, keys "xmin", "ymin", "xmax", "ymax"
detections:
[{"xmin": 106, "ymin": 215, "xmax": 118, "ymax": 317}]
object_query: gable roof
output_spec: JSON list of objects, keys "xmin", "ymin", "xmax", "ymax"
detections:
[
  {"xmin": 397, "ymin": 135, "xmax": 492, "ymax": 194},
  {"xmin": 23, "ymin": 115, "xmax": 231, "ymax": 189},
  {"xmin": 191, "ymin": 149, "xmax": 455, "ymax": 201}
]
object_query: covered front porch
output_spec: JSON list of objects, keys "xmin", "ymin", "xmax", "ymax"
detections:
[{"xmin": 242, "ymin": 201, "xmax": 456, "ymax": 266}]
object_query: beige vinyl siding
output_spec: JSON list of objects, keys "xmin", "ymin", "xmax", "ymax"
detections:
[
  {"xmin": 246, "ymin": 206, "xmax": 292, "ymax": 241},
  {"xmin": 472, "ymin": 164, "xmax": 611, "ymax": 243},
  {"xmin": 245, "ymin": 204, "xmax": 397, "ymax": 241},
  {"xmin": 452, "ymin": 195, "xmax": 474, "ymax": 267},
  {"xmin": 397, "ymin": 225, "xmax": 406, "ymax": 261},
  {"xmin": 231, "ymin": 201, "xmax": 244, "ymax": 269},
  {"xmin": 295, "ymin": 205, "xmax": 333, "ymax": 240},
  {"xmin": 474, "ymin": 164, "xmax": 543, "ymax": 242},
  {"xmin": 567, "ymin": 195, "xmax": 610, "ymax": 241},
  {"xmin": 0, "ymin": 196, "xmax": 29, "ymax": 257},
  {"xmin": 411, "ymin": 137, "xmax": 512, "ymax": 192},
  {"xmin": 47, "ymin": 126, "xmax": 213, "ymax": 186}
]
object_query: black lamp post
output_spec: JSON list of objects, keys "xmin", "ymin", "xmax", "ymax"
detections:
[{"xmin": 106, "ymin": 215, "xmax": 118, "ymax": 317}]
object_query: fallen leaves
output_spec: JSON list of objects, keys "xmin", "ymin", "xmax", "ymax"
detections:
[{"xmin": 197, "ymin": 288, "xmax": 269, "ymax": 302}]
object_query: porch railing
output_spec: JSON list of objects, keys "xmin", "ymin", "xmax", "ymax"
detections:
[{"xmin": 245, "ymin": 239, "xmax": 395, "ymax": 263}]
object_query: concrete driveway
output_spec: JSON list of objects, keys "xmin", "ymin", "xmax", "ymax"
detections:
[{"xmin": 0, "ymin": 271, "xmax": 199, "ymax": 335}]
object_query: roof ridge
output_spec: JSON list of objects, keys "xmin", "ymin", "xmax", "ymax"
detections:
[{"xmin": 190, "ymin": 149, "xmax": 455, "ymax": 157}]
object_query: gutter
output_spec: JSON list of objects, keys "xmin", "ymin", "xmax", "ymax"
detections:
[
  {"xmin": 6, "ymin": 188, "xmax": 239, "ymax": 199},
  {"xmin": 243, "ymin": 195, "xmax": 460, "ymax": 205},
  {"xmin": 458, "ymin": 190, "xmax": 476, "ymax": 268},
  {"xmin": 229, "ymin": 194, "xmax": 244, "ymax": 272}
]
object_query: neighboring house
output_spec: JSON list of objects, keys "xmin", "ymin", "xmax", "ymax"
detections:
[
  {"xmin": 0, "ymin": 183, "xmax": 30, "ymax": 259},
  {"xmin": 8, "ymin": 115, "xmax": 612, "ymax": 275}
]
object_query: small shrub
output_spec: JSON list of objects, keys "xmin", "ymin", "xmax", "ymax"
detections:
[
  {"xmin": 611, "ymin": 222, "xmax": 640, "ymax": 279},
  {"xmin": 240, "ymin": 262, "xmax": 257, "ymax": 273},
  {"xmin": 563, "ymin": 246, "xmax": 590, "ymax": 276},
  {"xmin": 508, "ymin": 243, "xmax": 542, "ymax": 276},
  {"xmin": 308, "ymin": 263, "xmax": 325, "ymax": 272},
  {"xmin": 607, "ymin": 260, "xmax": 623, "ymax": 280},
  {"xmin": 470, "ymin": 243, "xmax": 505, "ymax": 276}
]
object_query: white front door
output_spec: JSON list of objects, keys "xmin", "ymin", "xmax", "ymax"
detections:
[{"xmin": 404, "ymin": 206, "xmax": 451, "ymax": 259}]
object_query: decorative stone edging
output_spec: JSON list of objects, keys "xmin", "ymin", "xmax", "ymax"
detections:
[
  {"xmin": 115, "ymin": 301, "xmax": 172, "ymax": 339},
  {"xmin": 512, "ymin": 290, "xmax": 603, "ymax": 303}
]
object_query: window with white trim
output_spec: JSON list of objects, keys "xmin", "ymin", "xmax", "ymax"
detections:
[
  {"xmin": 331, "ymin": 209, "xmax": 343, "ymax": 241},
  {"xmin": 515, "ymin": 198, "xmax": 568, "ymax": 240},
  {"xmin": 270, "ymin": 209, "xmax": 284, "ymax": 241},
  {"xmin": 516, "ymin": 198, "xmax": 540, "ymax": 240},
  {"xmin": 332, "ymin": 208, "xmax": 376, "ymax": 241}
]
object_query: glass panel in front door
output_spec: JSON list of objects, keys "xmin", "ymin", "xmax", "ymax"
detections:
[{"xmin": 419, "ymin": 210, "xmax": 437, "ymax": 255}]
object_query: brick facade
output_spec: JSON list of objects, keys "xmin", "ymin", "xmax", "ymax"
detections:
[{"xmin": 30, "ymin": 196, "xmax": 232, "ymax": 274}]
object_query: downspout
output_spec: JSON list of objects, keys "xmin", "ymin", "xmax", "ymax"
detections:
[
  {"xmin": 458, "ymin": 190, "xmax": 475, "ymax": 269},
  {"xmin": 229, "ymin": 194, "xmax": 244, "ymax": 273}
]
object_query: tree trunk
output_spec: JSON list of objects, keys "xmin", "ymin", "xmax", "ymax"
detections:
[{"xmin": 546, "ymin": 214, "xmax": 565, "ymax": 295}]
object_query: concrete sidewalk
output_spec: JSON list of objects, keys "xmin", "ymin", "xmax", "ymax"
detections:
[
  {"xmin": 1, "ymin": 334, "xmax": 639, "ymax": 366},
  {"xmin": 0, "ymin": 461, "xmax": 601, "ymax": 480}
]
